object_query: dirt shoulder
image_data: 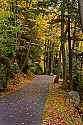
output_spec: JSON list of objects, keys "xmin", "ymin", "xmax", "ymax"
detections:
[
  {"xmin": 42, "ymin": 81, "xmax": 82, "ymax": 125},
  {"xmin": 0, "ymin": 73, "xmax": 34, "ymax": 97}
]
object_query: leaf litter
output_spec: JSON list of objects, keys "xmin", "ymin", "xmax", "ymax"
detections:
[{"xmin": 42, "ymin": 81, "xmax": 83, "ymax": 125}]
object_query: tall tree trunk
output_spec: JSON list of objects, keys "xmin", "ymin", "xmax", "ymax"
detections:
[
  {"xmin": 78, "ymin": 0, "xmax": 83, "ymax": 31},
  {"xmin": 51, "ymin": 43, "xmax": 54, "ymax": 74},
  {"xmin": 61, "ymin": 0, "xmax": 67, "ymax": 87},
  {"xmin": 21, "ymin": 41, "xmax": 31, "ymax": 72},
  {"xmin": 44, "ymin": 41, "xmax": 46, "ymax": 74},
  {"xmin": 46, "ymin": 41, "xmax": 49, "ymax": 74},
  {"xmin": 48, "ymin": 41, "xmax": 52, "ymax": 75},
  {"xmin": 59, "ymin": 47, "xmax": 62, "ymax": 63},
  {"xmin": 72, "ymin": 22, "xmax": 76, "ymax": 50},
  {"xmin": 68, "ymin": 0, "xmax": 73, "ymax": 90}
]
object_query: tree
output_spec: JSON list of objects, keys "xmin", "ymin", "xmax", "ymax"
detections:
[{"xmin": 60, "ymin": 0, "xmax": 67, "ymax": 86}]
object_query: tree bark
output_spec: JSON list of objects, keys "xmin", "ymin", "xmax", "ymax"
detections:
[
  {"xmin": 72, "ymin": 21, "xmax": 77, "ymax": 50},
  {"xmin": 46, "ymin": 41, "xmax": 49, "ymax": 74},
  {"xmin": 78, "ymin": 0, "xmax": 83, "ymax": 31},
  {"xmin": 61, "ymin": 0, "xmax": 67, "ymax": 87},
  {"xmin": 48, "ymin": 42, "xmax": 52, "ymax": 75},
  {"xmin": 21, "ymin": 41, "xmax": 31, "ymax": 72},
  {"xmin": 51, "ymin": 43, "xmax": 54, "ymax": 74},
  {"xmin": 68, "ymin": 0, "xmax": 73, "ymax": 90},
  {"xmin": 44, "ymin": 41, "xmax": 46, "ymax": 74}
]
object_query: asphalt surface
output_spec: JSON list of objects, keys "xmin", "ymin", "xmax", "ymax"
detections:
[{"xmin": 0, "ymin": 75, "xmax": 52, "ymax": 125}]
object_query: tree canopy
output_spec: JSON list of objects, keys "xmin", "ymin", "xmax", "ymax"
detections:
[{"xmin": 0, "ymin": 0, "xmax": 83, "ymax": 89}]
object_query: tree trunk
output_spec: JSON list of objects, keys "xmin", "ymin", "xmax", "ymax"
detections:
[
  {"xmin": 48, "ymin": 42, "xmax": 52, "ymax": 75},
  {"xmin": 72, "ymin": 22, "xmax": 76, "ymax": 50},
  {"xmin": 46, "ymin": 41, "xmax": 49, "ymax": 74},
  {"xmin": 61, "ymin": 0, "xmax": 67, "ymax": 87},
  {"xmin": 21, "ymin": 41, "xmax": 31, "ymax": 72},
  {"xmin": 51, "ymin": 43, "xmax": 54, "ymax": 74},
  {"xmin": 68, "ymin": 0, "xmax": 73, "ymax": 90},
  {"xmin": 44, "ymin": 41, "xmax": 46, "ymax": 74},
  {"xmin": 78, "ymin": 0, "xmax": 83, "ymax": 31}
]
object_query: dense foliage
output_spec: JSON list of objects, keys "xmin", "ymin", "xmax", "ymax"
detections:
[{"xmin": 0, "ymin": 0, "xmax": 83, "ymax": 88}]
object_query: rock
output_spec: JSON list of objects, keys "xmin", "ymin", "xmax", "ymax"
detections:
[
  {"xmin": 50, "ymin": 73, "xmax": 53, "ymax": 76},
  {"xmin": 65, "ymin": 91, "xmax": 80, "ymax": 107}
]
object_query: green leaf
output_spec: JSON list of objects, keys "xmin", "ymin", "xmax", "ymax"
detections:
[{"xmin": 12, "ymin": 26, "xmax": 20, "ymax": 33}]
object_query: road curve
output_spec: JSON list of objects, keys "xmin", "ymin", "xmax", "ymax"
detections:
[{"xmin": 0, "ymin": 75, "xmax": 52, "ymax": 125}]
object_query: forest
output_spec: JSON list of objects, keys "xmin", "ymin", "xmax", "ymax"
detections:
[
  {"xmin": 0, "ymin": 0, "xmax": 83, "ymax": 90},
  {"xmin": 0, "ymin": 0, "xmax": 83, "ymax": 124}
]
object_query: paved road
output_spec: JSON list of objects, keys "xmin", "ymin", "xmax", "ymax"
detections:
[{"xmin": 0, "ymin": 75, "xmax": 52, "ymax": 125}]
